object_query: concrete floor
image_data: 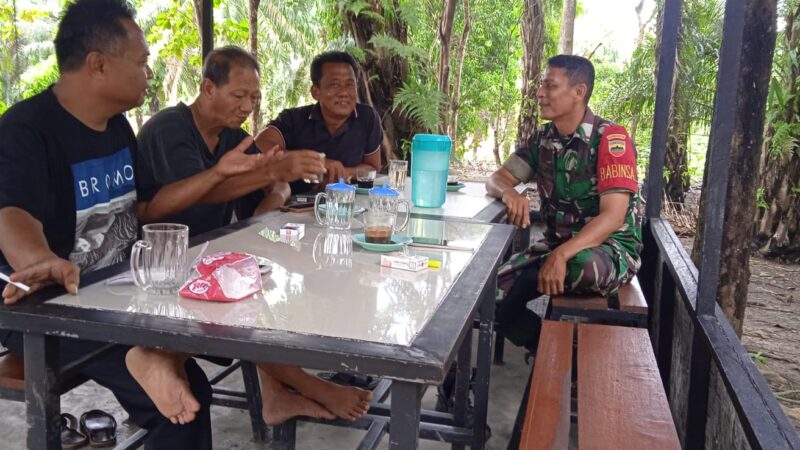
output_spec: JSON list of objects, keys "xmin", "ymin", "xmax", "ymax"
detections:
[{"xmin": 0, "ymin": 331, "xmax": 538, "ymax": 450}]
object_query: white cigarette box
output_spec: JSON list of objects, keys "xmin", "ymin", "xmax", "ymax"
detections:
[
  {"xmin": 380, "ymin": 253, "xmax": 428, "ymax": 272},
  {"xmin": 280, "ymin": 223, "xmax": 305, "ymax": 240}
]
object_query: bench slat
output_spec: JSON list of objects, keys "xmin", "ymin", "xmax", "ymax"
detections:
[
  {"xmin": 618, "ymin": 277, "xmax": 647, "ymax": 314},
  {"xmin": 0, "ymin": 350, "xmax": 24, "ymax": 391},
  {"xmin": 551, "ymin": 295, "xmax": 608, "ymax": 311},
  {"xmin": 577, "ymin": 323, "xmax": 680, "ymax": 450},
  {"xmin": 520, "ymin": 320, "xmax": 574, "ymax": 450}
]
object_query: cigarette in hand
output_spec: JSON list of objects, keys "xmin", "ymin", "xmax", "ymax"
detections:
[{"xmin": 0, "ymin": 272, "xmax": 31, "ymax": 293}]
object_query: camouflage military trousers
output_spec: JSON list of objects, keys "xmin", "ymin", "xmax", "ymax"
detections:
[{"xmin": 495, "ymin": 240, "xmax": 637, "ymax": 351}]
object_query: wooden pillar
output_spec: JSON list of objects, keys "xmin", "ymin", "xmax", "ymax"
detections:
[
  {"xmin": 645, "ymin": 0, "xmax": 682, "ymax": 219},
  {"xmin": 201, "ymin": 0, "xmax": 213, "ymax": 63}
]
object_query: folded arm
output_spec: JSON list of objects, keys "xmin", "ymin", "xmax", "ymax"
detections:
[{"xmin": 487, "ymin": 167, "xmax": 530, "ymax": 228}]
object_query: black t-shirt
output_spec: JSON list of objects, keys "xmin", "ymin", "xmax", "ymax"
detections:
[
  {"xmin": 0, "ymin": 88, "xmax": 139, "ymax": 272},
  {"xmin": 136, "ymin": 103, "xmax": 262, "ymax": 237},
  {"xmin": 267, "ymin": 103, "xmax": 382, "ymax": 194}
]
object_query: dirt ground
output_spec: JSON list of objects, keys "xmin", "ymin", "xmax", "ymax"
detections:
[
  {"xmin": 680, "ymin": 237, "xmax": 800, "ymax": 432},
  {"xmin": 452, "ymin": 161, "xmax": 800, "ymax": 433}
]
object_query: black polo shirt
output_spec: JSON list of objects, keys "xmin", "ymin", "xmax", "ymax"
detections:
[{"xmin": 267, "ymin": 102, "xmax": 382, "ymax": 194}]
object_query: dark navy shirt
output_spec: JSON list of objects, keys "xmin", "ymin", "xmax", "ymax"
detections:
[{"xmin": 267, "ymin": 103, "xmax": 382, "ymax": 194}]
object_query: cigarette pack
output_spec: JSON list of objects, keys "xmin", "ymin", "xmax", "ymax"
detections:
[
  {"xmin": 380, "ymin": 252, "xmax": 429, "ymax": 272},
  {"xmin": 280, "ymin": 223, "xmax": 305, "ymax": 240}
]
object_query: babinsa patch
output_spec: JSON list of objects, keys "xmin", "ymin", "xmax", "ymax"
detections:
[{"xmin": 607, "ymin": 133, "xmax": 627, "ymax": 157}]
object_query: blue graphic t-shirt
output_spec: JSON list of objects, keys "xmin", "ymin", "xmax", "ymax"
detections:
[
  {"xmin": 69, "ymin": 148, "xmax": 137, "ymax": 271},
  {"xmin": 0, "ymin": 88, "xmax": 138, "ymax": 272}
]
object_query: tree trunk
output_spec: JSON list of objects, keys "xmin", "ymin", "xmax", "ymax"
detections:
[
  {"xmin": 192, "ymin": 0, "xmax": 204, "ymax": 52},
  {"xmin": 756, "ymin": 4, "xmax": 800, "ymax": 261},
  {"xmin": 558, "ymin": 0, "xmax": 576, "ymax": 54},
  {"xmin": 664, "ymin": 92, "xmax": 690, "ymax": 206},
  {"xmin": 248, "ymin": 0, "xmax": 261, "ymax": 133},
  {"xmin": 515, "ymin": 0, "xmax": 545, "ymax": 157},
  {"xmin": 343, "ymin": 0, "xmax": 412, "ymax": 165},
  {"xmin": 448, "ymin": 0, "xmax": 472, "ymax": 146},
  {"xmin": 437, "ymin": 0, "xmax": 459, "ymax": 135},
  {"xmin": 692, "ymin": 0, "xmax": 778, "ymax": 336}
]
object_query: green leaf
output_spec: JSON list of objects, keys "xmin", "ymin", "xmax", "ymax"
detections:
[
  {"xmin": 394, "ymin": 80, "xmax": 445, "ymax": 132},
  {"xmin": 368, "ymin": 34, "xmax": 426, "ymax": 60}
]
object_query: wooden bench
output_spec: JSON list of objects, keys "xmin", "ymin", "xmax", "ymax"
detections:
[
  {"xmin": 550, "ymin": 276, "xmax": 648, "ymax": 327},
  {"xmin": 518, "ymin": 321, "xmax": 680, "ymax": 450}
]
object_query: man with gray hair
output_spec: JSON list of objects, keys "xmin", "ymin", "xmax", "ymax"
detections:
[{"xmin": 136, "ymin": 45, "xmax": 326, "ymax": 236}]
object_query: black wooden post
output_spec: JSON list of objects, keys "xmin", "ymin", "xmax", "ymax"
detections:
[
  {"xmin": 685, "ymin": 1, "xmax": 747, "ymax": 449},
  {"xmin": 201, "ymin": 0, "xmax": 213, "ymax": 62},
  {"xmin": 24, "ymin": 334, "xmax": 60, "ymax": 450},
  {"xmin": 645, "ymin": 0, "xmax": 682, "ymax": 219}
]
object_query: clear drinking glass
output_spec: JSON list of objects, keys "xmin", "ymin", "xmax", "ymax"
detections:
[
  {"xmin": 388, "ymin": 160, "xmax": 408, "ymax": 191},
  {"xmin": 130, "ymin": 223, "xmax": 189, "ymax": 295}
]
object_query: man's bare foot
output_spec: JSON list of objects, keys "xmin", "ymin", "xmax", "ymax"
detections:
[
  {"xmin": 261, "ymin": 375, "xmax": 335, "ymax": 425},
  {"xmin": 125, "ymin": 347, "xmax": 200, "ymax": 423},
  {"xmin": 302, "ymin": 381, "xmax": 373, "ymax": 421}
]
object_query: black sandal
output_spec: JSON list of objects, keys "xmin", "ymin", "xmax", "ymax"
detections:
[
  {"xmin": 61, "ymin": 413, "xmax": 88, "ymax": 450},
  {"xmin": 79, "ymin": 410, "xmax": 117, "ymax": 448}
]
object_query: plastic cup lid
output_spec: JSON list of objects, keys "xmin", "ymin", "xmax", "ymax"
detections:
[
  {"xmin": 327, "ymin": 178, "xmax": 356, "ymax": 191},
  {"xmin": 369, "ymin": 183, "xmax": 399, "ymax": 197}
]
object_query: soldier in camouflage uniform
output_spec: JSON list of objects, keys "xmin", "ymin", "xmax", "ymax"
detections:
[{"xmin": 486, "ymin": 55, "xmax": 642, "ymax": 351}]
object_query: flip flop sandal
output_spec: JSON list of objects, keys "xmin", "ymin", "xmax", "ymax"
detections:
[
  {"xmin": 317, "ymin": 372, "xmax": 380, "ymax": 390},
  {"xmin": 79, "ymin": 410, "xmax": 117, "ymax": 448},
  {"xmin": 61, "ymin": 413, "xmax": 88, "ymax": 450}
]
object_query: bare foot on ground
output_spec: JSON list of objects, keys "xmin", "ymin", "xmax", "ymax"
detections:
[
  {"xmin": 300, "ymin": 380, "xmax": 373, "ymax": 421},
  {"xmin": 260, "ymin": 373, "xmax": 336, "ymax": 425},
  {"xmin": 125, "ymin": 347, "xmax": 200, "ymax": 424},
  {"xmin": 260, "ymin": 364, "xmax": 373, "ymax": 421}
]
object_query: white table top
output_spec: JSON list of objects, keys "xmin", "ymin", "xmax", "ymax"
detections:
[
  {"xmin": 50, "ymin": 216, "xmax": 491, "ymax": 347},
  {"xmin": 352, "ymin": 178, "xmax": 503, "ymax": 221}
]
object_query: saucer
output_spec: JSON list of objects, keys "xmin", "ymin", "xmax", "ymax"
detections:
[
  {"xmin": 355, "ymin": 186, "xmax": 371, "ymax": 195},
  {"xmin": 351, "ymin": 233, "xmax": 412, "ymax": 252},
  {"xmin": 318, "ymin": 204, "xmax": 366, "ymax": 215},
  {"xmin": 446, "ymin": 182, "xmax": 466, "ymax": 192}
]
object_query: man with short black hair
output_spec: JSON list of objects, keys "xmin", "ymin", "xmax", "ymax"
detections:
[
  {"xmin": 0, "ymin": 0, "xmax": 213, "ymax": 447},
  {"xmin": 487, "ymin": 54, "xmax": 642, "ymax": 351},
  {"xmin": 256, "ymin": 50, "xmax": 382, "ymax": 197},
  {"xmin": 136, "ymin": 45, "xmax": 325, "ymax": 236}
]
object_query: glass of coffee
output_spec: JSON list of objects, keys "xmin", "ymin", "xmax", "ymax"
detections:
[
  {"xmin": 356, "ymin": 167, "xmax": 377, "ymax": 189},
  {"xmin": 364, "ymin": 212, "xmax": 395, "ymax": 244}
]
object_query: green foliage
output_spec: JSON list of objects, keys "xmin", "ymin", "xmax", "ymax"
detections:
[
  {"xmin": 18, "ymin": 54, "xmax": 58, "ymax": 98},
  {"xmin": 394, "ymin": 79, "xmax": 445, "ymax": 132},
  {"xmin": 757, "ymin": 188, "xmax": 768, "ymax": 209},
  {"xmin": 749, "ymin": 351, "xmax": 768, "ymax": 366},
  {"xmin": 769, "ymin": 121, "xmax": 800, "ymax": 157},
  {"xmin": 368, "ymin": 34, "xmax": 427, "ymax": 60}
]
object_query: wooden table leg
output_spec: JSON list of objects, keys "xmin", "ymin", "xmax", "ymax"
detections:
[
  {"xmin": 389, "ymin": 381, "xmax": 422, "ymax": 450},
  {"xmin": 452, "ymin": 326, "xmax": 473, "ymax": 450},
  {"xmin": 472, "ymin": 279, "xmax": 495, "ymax": 450},
  {"xmin": 24, "ymin": 333, "xmax": 60, "ymax": 450}
]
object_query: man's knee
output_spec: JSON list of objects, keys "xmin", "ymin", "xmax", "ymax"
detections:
[{"xmin": 565, "ymin": 248, "xmax": 619, "ymax": 295}]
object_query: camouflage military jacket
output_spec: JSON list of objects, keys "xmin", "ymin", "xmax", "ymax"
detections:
[{"xmin": 503, "ymin": 108, "xmax": 642, "ymax": 261}]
